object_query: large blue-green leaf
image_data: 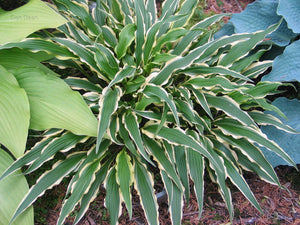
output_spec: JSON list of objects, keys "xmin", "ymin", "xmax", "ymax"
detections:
[
  {"xmin": 261, "ymin": 98, "xmax": 300, "ymax": 167},
  {"xmin": 0, "ymin": 0, "xmax": 67, "ymax": 45},
  {"xmin": 229, "ymin": 0, "xmax": 297, "ymax": 46},
  {"xmin": 262, "ymin": 40, "xmax": 300, "ymax": 82},
  {"xmin": 277, "ymin": 0, "xmax": 300, "ymax": 33},
  {"xmin": 0, "ymin": 149, "xmax": 33, "ymax": 225}
]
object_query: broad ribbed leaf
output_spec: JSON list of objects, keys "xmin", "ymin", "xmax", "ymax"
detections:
[
  {"xmin": 58, "ymin": 159, "xmax": 101, "ymax": 225},
  {"xmin": 116, "ymin": 150, "xmax": 134, "ymax": 218},
  {"xmin": 134, "ymin": 160, "xmax": 159, "ymax": 225},
  {"xmin": 115, "ymin": 24, "xmax": 136, "ymax": 59},
  {"xmin": 214, "ymin": 118, "xmax": 296, "ymax": 167},
  {"xmin": 0, "ymin": 149, "xmax": 33, "ymax": 225},
  {"xmin": 277, "ymin": 0, "xmax": 300, "ymax": 33},
  {"xmin": 13, "ymin": 67, "xmax": 98, "ymax": 137},
  {"xmin": 123, "ymin": 111, "xmax": 153, "ymax": 165},
  {"xmin": 10, "ymin": 152, "xmax": 85, "ymax": 224},
  {"xmin": 143, "ymin": 136, "xmax": 183, "ymax": 191},
  {"xmin": 0, "ymin": 66, "xmax": 29, "ymax": 158},
  {"xmin": 187, "ymin": 149, "xmax": 205, "ymax": 218},
  {"xmin": 0, "ymin": 0, "xmax": 67, "ymax": 45},
  {"xmin": 142, "ymin": 124, "xmax": 222, "ymax": 171},
  {"xmin": 161, "ymin": 170, "xmax": 183, "ymax": 225},
  {"xmin": 105, "ymin": 168, "xmax": 121, "ymax": 225},
  {"xmin": 96, "ymin": 87, "xmax": 121, "ymax": 153},
  {"xmin": 143, "ymin": 84, "xmax": 180, "ymax": 125}
]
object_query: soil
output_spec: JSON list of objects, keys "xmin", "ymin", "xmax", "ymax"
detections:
[{"xmin": 25, "ymin": 0, "xmax": 300, "ymax": 224}]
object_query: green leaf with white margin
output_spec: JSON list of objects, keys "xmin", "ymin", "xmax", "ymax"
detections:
[
  {"xmin": 172, "ymin": 0, "xmax": 197, "ymax": 28},
  {"xmin": 134, "ymin": 160, "xmax": 159, "ymax": 225},
  {"xmin": 174, "ymin": 146, "xmax": 189, "ymax": 202},
  {"xmin": 0, "ymin": 149, "xmax": 33, "ymax": 225},
  {"xmin": 0, "ymin": 0, "xmax": 67, "ymax": 45},
  {"xmin": 96, "ymin": 87, "xmax": 121, "ymax": 153},
  {"xmin": 142, "ymin": 124, "xmax": 222, "ymax": 171},
  {"xmin": 116, "ymin": 150, "xmax": 134, "ymax": 218},
  {"xmin": 181, "ymin": 65, "xmax": 251, "ymax": 81},
  {"xmin": 134, "ymin": 0, "xmax": 145, "ymax": 66},
  {"xmin": 10, "ymin": 152, "xmax": 85, "ymax": 224},
  {"xmin": 187, "ymin": 149, "xmax": 205, "ymax": 218},
  {"xmin": 143, "ymin": 84, "xmax": 180, "ymax": 126},
  {"xmin": 205, "ymin": 93, "xmax": 256, "ymax": 127},
  {"xmin": 13, "ymin": 67, "xmax": 98, "ymax": 137},
  {"xmin": 25, "ymin": 132, "xmax": 87, "ymax": 174},
  {"xmin": 105, "ymin": 168, "xmax": 121, "ymax": 225},
  {"xmin": 73, "ymin": 155, "xmax": 113, "ymax": 224},
  {"xmin": 57, "ymin": 158, "xmax": 101, "ymax": 225},
  {"xmin": 213, "ymin": 131, "xmax": 280, "ymax": 185},
  {"xmin": 123, "ymin": 111, "xmax": 154, "ymax": 166},
  {"xmin": 249, "ymin": 111, "xmax": 298, "ymax": 134},
  {"xmin": 107, "ymin": 66, "xmax": 136, "ymax": 89},
  {"xmin": 161, "ymin": 170, "xmax": 183, "ymax": 225},
  {"xmin": 214, "ymin": 118, "xmax": 296, "ymax": 167},
  {"xmin": 115, "ymin": 24, "xmax": 136, "ymax": 59},
  {"xmin": 143, "ymin": 136, "xmax": 183, "ymax": 192},
  {"xmin": 218, "ymin": 21, "xmax": 281, "ymax": 67},
  {"xmin": 0, "ymin": 136, "xmax": 55, "ymax": 181},
  {"xmin": 0, "ymin": 65, "xmax": 29, "ymax": 158}
]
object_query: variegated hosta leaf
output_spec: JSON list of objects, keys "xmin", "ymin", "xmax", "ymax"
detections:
[
  {"xmin": 96, "ymin": 87, "xmax": 121, "ymax": 154},
  {"xmin": 105, "ymin": 168, "xmax": 121, "ymax": 225},
  {"xmin": 134, "ymin": 160, "xmax": 159, "ymax": 225},
  {"xmin": 10, "ymin": 152, "xmax": 85, "ymax": 224},
  {"xmin": 57, "ymin": 158, "xmax": 101, "ymax": 225},
  {"xmin": 115, "ymin": 24, "xmax": 137, "ymax": 59},
  {"xmin": 116, "ymin": 149, "xmax": 134, "ymax": 218}
]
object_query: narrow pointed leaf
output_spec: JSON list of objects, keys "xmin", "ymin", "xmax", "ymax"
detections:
[
  {"xmin": 116, "ymin": 150, "xmax": 134, "ymax": 218},
  {"xmin": 107, "ymin": 66, "xmax": 136, "ymax": 89},
  {"xmin": 134, "ymin": 161, "xmax": 159, "ymax": 225},
  {"xmin": 10, "ymin": 152, "xmax": 85, "ymax": 224}
]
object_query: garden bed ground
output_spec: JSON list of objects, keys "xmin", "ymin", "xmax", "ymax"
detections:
[{"xmin": 26, "ymin": 0, "xmax": 299, "ymax": 224}]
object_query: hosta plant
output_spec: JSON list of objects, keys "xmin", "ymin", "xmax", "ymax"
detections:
[{"xmin": 0, "ymin": 0, "xmax": 297, "ymax": 224}]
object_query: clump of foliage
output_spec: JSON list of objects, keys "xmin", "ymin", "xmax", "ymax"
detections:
[{"xmin": 0, "ymin": 0, "xmax": 297, "ymax": 224}]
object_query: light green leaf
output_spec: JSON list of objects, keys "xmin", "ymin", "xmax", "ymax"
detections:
[
  {"xmin": 0, "ymin": 65, "xmax": 29, "ymax": 158},
  {"xmin": 0, "ymin": 0, "xmax": 67, "ymax": 45},
  {"xmin": 116, "ymin": 150, "xmax": 134, "ymax": 218},
  {"xmin": 105, "ymin": 168, "xmax": 121, "ymax": 225},
  {"xmin": 13, "ymin": 67, "xmax": 98, "ymax": 137},
  {"xmin": 10, "ymin": 152, "xmax": 85, "ymax": 224},
  {"xmin": 134, "ymin": 160, "xmax": 159, "ymax": 225},
  {"xmin": 115, "ymin": 24, "xmax": 136, "ymax": 59},
  {"xmin": 0, "ymin": 149, "xmax": 33, "ymax": 225}
]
